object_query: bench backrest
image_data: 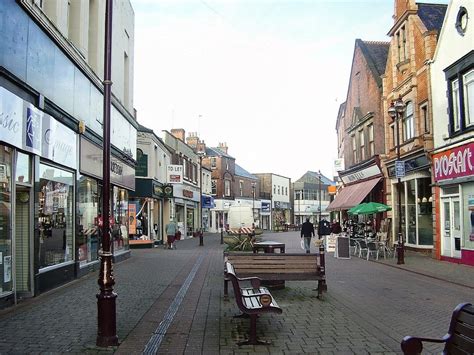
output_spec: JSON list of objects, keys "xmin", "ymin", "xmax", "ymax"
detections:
[
  {"xmin": 225, "ymin": 253, "xmax": 323, "ymax": 280},
  {"xmin": 446, "ymin": 302, "xmax": 474, "ymax": 353}
]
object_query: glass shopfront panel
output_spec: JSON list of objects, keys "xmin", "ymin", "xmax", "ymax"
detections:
[
  {"xmin": 38, "ymin": 164, "xmax": 74, "ymax": 269},
  {"xmin": 77, "ymin": 176, "xmax": 101, "ymax": 266},
  {"xmin": 0, "ymin": 146, "xmax": 13, "ymax": 295},
  {"xmin": 407, "ymin": 180, "xmax": 416, "ymax": 244},
  {"xmin": 417, "ymin": 178, "xmax": 433, "ymax": 245},
  {"xmin": 112, "ymin": 187, "xmax": 129, "ymax": 253}
]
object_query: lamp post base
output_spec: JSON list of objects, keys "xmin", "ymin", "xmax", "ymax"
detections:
[{"xmin": 396, "ymin": 239, "xmax": 405, "ymax": 265}]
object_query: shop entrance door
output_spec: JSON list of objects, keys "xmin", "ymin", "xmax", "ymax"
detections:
[
  {"xmin": 441, "ymin": 197, "xmax": 462, "ymax": 259},
  {"xmin": 15, "ymin": 186, "xmax": 32, "ymax": 299}
]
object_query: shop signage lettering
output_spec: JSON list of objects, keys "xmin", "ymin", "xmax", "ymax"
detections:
[
  {"xmin": 111, "ymin": 161, "xmax": 123, "ymax": 176},
  {"xmin": 433, "ymin": 143, "xmax": 474, "ymax": 182},
  {"xmin": 0, "ymin": 112, "xmax": 20, "ymax": 133},
  {"xmin": 42, "ymin": 114, "xmax": 77, "ymax": 169},
  {"xmin": 0, "ymin": 87, "xmax": 23, "ymax": 149},
  {"xmin": 183, "ymin": 189, "xmax": 193, "ymax": 198},
  {"xmin": 341, "ymin": 164, "xmax": 381, "ymax": 184}
]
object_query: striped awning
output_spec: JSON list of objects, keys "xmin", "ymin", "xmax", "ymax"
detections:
[{"xmin": 326, "ymin": 177, "xmax": 381, "ymax": 211}]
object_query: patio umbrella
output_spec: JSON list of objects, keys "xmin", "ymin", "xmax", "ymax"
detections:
[
  {"xmin": 354, "ymin": 202, "xmax": 391, "ymax": 215},
  {"xmin": 348, "ymin": 203, "xmax": 366, "ymax": 215}
]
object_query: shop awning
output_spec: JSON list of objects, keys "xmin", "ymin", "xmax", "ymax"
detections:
[{"xmin": 326, "ymin": 177, "xmax": 381, "ymax": 211}]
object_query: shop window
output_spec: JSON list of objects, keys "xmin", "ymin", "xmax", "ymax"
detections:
[
  {"xmin": 406, "ymin": 180, "xmax": 416, "ymax": 245},
  {"xmin": 16, "ymin": 152, "xmax": 31, "ymax": 184},
  {"xmin": 38, "ymin": 164, "xmax": 74, "ymax": 269},
  {"xmin": 77, "ymin": 176, "xmax": 100, "ymax": 266},
  {"xmin": 0, "ymin": 146, "xmax": 13, "ymax": 295},
  {"xmin": 112, "ymin": 186, "xmax": 129, "ymax": 253}
]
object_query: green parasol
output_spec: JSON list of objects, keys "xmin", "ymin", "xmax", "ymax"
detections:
[
  {"xmin": 352, "ymin": 202, "xmax": 391, "ymax": 215},
  {"xmin": 348, "ymin": 203, "xmax": 366, "ymax": 214}
]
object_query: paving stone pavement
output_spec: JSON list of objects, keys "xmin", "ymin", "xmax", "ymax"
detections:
[{"xmin": 0, "ymin": 231, "xmax": 472, "ymax": 354}]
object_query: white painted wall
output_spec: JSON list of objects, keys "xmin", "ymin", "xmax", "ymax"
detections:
[
  {"xmin": 431, "ymin": 0, "xmax": 474, "ymax": 148},
  {"xmin": 272, "ymin": 174, "xmax": 291, "ymax": 203}
]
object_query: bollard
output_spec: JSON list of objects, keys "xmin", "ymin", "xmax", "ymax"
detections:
[
  {"xmin": 220, "ymin": 228, "xmax": 224, "ymax": 244},
  {"xmin": 199, "ymin": 230, "xmax": 203, "ymax": 246}
]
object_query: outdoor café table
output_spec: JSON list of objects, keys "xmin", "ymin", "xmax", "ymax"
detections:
[{"xmin": 252, "ymin": 241, "xmax": 285, "ymax": 289}]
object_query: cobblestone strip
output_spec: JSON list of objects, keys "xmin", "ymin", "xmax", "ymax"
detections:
[{"xmin": 143, "ymin": 252, "xmax": 207, "ymax": 355}]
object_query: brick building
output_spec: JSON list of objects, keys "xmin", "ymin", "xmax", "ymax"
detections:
[
  {"xmin": 328, "ymin": 39, "xmax": 389, "ymax": 232},
  {"xmin": 381, "ymin": 0, "xmax": 446, "ymax": 251}
]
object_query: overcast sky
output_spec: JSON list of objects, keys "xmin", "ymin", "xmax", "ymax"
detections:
[{"xmin": 130, "ymin": 0, "xmax": 446, "ymax": 181}]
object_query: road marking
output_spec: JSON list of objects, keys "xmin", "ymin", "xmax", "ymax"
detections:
[{"xmin": 143, "ymin": 253, "xmax": 206, "ymax": 355}]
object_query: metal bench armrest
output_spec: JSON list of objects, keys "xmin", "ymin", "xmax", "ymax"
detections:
[
  {"xmin": 401, "ymin": 335, "xmax": 449, "ymax": 354},
  {"xmin": 238, "ymin": 277, "xmax": 262, "ymax": 288}
]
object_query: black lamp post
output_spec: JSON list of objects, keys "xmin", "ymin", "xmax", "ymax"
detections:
[
  {"xmin": 97, "ymin": 0, "xmax": 118, "ymax": 347},
  {"xmin": 318, "ymin": 170, "xmax": 322, "ymax": 223},
  {"xmin": 388, "ymin": 97, "xmax": 406, "ymax": 265},
  {"xmin": 251, "ymin": 182, "xmax": 256, "ymax": 224},
  {"xmin": 198, "ymin": 151, "xmax": 205, "ymax": 246}
]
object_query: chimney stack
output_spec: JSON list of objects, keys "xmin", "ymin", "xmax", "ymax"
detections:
[
  {"xmin": 218, "ymin": 142, "xmax": 228, "ymax": 154},
  {"xmin": 171, "ymin": 128, "xmax": 185, "ymax": 142}
]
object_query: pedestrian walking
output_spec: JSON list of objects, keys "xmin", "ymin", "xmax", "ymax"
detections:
[
  {"xmin": 301, "ymin": 218, "xmax": 315, "ymax": 253},
  {"xmin": 165, "ymin": 218, "xmax": 178, "ymax": 250}
]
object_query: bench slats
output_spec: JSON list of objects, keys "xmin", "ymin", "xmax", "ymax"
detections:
[
  {"xmin": 448, "ymin": 333, "xmax": 474, "ymax": 354},
  {"xmin": 457, "ymin": 307, "xmax": 474, "ymax": 326},
  {"xmin": 454, "ymin": 321, "xmax": 474, "ymax": 341}
]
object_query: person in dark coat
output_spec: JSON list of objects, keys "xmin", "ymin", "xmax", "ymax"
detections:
[{"xmin": 300, "ymin": 218, "xmax": 315, "ymax": 253}]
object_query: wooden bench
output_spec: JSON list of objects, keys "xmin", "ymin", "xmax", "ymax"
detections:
[
  {"xmin": 224, "ymin": 247, "xmax": 327, "ymax": 299},
  {"xmin": 401, "ymin": 302, "xmax": 474, "ymax": 354},
  {"xmin": 224, "ymin": 261, "xmax": 282, "ymax": 345}
]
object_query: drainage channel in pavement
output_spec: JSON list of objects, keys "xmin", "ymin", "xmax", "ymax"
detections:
[{"xmin": 142, "ymin": 252, "xmax": 206, "ymax": 354}]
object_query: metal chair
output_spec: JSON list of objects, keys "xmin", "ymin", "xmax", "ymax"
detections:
[
  {"xmin": 376, "ymin": 232, "xmax": 392, "ymax": 259},
  {"xmin": 366, "ymin": 241, "xmax": 379, "ymax": 260},
  {"xmin": 349, "ymin": 238, "xmax": 358, "ymax": 256},
  {"xmin": 356, "ymin": 240, "xmax": 368, "ymax": 258}
]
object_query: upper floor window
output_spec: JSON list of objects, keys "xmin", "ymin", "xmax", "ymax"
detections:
[
  {"xmin": 224, "ymin": 179, "xmax": 231, "ymax": 197},
  {"xmin": 445, "ymin": 52, "xmax": 474, "ymax": 136},
  {"xmin": 403, "ymin": 101, "xmax": 414, "ymax": 141},
  {"xmin": 285, "ymin": 187, "xmax": 288, "ymax": 196},
  {"xmin": 210, "ymin": 157, "xmax": 217, "ymax": 169},
  {"xmin": 211, "ymin": 179, "xmax": 217, "ymax": 196},
  {"xmin": 464, "ymin": 70, "xmax": 474, "ymax": 127},
  {"xmin": 359, "ymin": 129, "xmax": 365, "ymax": 161},
  {"xmin": 397, "ymin": 26, "xmax": 408, "ymax": 62},
  {"xmin": 239, "ymin": 181, "xmax": 243, "ymax": 197},
  {"xmin": 421, "ymin": 103, "xmax": 429, "ymax": 133},
  {"xmin": 273, "ymin": 185, "xmax": 276, "ymax": 194},
  {"xmin": 368, "ymin": 124, "xmax": 374, "ymax": 156},
  {"xmin": 277, "ymin": 186, "xmax": 280, "ymax": 195},
  {"xmin": 352, "ymin": 135, "xmax": 357, "ymax": 163}
]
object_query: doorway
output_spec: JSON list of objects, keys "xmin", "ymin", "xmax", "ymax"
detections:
[
  {"xmin": 441, "ymin": 197, "xmax": 462, "ymax": 259},
  {"xmin": 15, "ymin": 185, "xmax": 32, "ymax": 298}
]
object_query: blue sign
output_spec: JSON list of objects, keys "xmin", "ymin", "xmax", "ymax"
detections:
[
  {"xmin": 25, "ymin": 106, "xmax": 42, "ymax": 154},
  {"xmin": 395, "ymin": 160, "xmax": 405, "ymax": 178},
  {"xmin": 201, "ymin": 196, "xmax": 215, "ymax": 209},
  {"xmin": 261, "ymin": 202, "xmax": 270, "ymax": 212}
]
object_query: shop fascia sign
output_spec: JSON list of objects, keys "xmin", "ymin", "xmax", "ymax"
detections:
[
  {"xmin": 340, "ymin": 164, "xmax": 381, "ymax": 184},
  {"xmin": 433, "ymin": 142, "xmax": 474, "ymax": 182},
  {"xmin": 0, "ymin": 87, "xmax": 77, "ymax": 169}
]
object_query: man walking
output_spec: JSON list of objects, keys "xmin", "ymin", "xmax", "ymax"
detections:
[{"xmin": 301, "ymin": 218, "xmax": 315, "ymax": 253}]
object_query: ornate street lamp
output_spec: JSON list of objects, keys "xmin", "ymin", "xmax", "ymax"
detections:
[
  {"xmin": 97, "ymin": 0, "xmax": 118, "ymax": 347},
  {"xmin": 388, "ymin": 97, "xmax": 406, "ymax": 265},
  {"xmin": 197, "ymin": 151, "xmax": 205, "ymax": 246}
]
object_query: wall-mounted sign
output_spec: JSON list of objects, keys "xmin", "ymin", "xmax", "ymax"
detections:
[
  {"xmin": 136, "ymin": 149, "xmax": 148, "ymax": 177},
  {"xmin": 395, "ymin": 160, "xmax": 405, "ymax": 178},
  {"xmin": 42, "ymin": 113, "xmax": 77, "ymax": 169},
  {"xmin": 340, "ymin": 164, "xmax": 381, "ymax": 184},
  {"xmin": 334, "ymin": 158, "xmax": 344, "ymax": 172},
  {"xmin": 183, "ymin": 189, "xmax": 193, "ymax": 198},
  {"xmin": 167, "ymin": 164, "xmax": 183, "ymax": 183},
  {"xmin": 433, "ymin": 142, "xmax": 474, "ymax": 182},
  {"xmin": 163, "ymin": 185, "xmax": 173, "ymax": 198},
  {"xmin": 261, "ymin": 202, "xmax": 270, "ymax": 212}
]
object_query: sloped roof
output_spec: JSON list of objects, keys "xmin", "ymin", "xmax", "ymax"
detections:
[
  {"xmin": 417, "ymin": 3, "xmax": 447, "ymax": 32},
  {"xmin": 294, "ymin": 171, "xmax": 335, "ymax": 186},
  {"xmin": 235, "ymin": 164, "xmax": 257, "ymax": 180},
  {"xmin": 205, "ymin": 147, "xmax": 235, "ymax": 159},
  {"xmin": 137, "ymin": 123, "xmax": 154, "ymax": 133},
  {"xmin": 357, "ymin": 39, "xmax": 390, "ymax": 88}
]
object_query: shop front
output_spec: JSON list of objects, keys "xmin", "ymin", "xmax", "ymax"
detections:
[
  {"xmin": 433, "ymin": 141, "xmax": 474, "ymax": 266},
  {"xmin": 172, "ymin": 184, "xmax": 200, "ymax": 237},
  {"xmin": 78, "ymin": 137, "xmax": 135, "ymax": 273},
  {"xmin": 129, "ymin": 179, "xmax": 164, "ymax": 243},
  {"xmin": 387, "ymin": 153, "xmax": 432, "ymax": 249},
  {"xmin": 261, "ymin": 200, "xmax": 271, "ymax": 230},
  {"xmin": 0, "ymin": 86, "xmax": 78, "ymax": 303},
  {"xmin": 201, "ymin": 195, "xmax": 215, "ymax": 231}
]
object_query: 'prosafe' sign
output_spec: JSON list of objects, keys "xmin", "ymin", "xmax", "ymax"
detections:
[{"xmin": 433, "ymin": 142, "xmax": 474, "ymax": 182}]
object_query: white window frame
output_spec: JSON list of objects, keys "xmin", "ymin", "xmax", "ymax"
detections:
[
  {"xmin": 452, "ymin": 79, "xmax": 461, "ymax": 131},
  {"xmin": 463, "ymin": 69, "xmax": 474, "ymax": 127},
  {"xmin": 403, "ymin": 101, "xmax": 414, "ymax": 141}
]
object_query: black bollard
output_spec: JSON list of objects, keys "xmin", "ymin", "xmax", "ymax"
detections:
[{"xmin": 199, "ymin": 230, "xmax": 203, "ymax": 246}]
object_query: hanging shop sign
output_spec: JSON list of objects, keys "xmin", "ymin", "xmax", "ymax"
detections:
[{"xmin": 433, "ymin": 142, "xmax": 474, "ymax": 182}]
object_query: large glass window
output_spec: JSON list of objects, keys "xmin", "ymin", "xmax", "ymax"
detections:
[
  {"xmin": 0, "ymin": 146, "xmax": 13, "ymax": 295},
  {"xmin": 112, "ymin": 186, "xmax": 129, "ymax": 253},
  {"xmin": 38, "ymin": 164, "xmax": 74, "ymax": 269},
  {"xmin": 417, "ymin": 178, "xmax": 433, "ymax": 246},
  {"xmin": 452, "ymin": 79, "xmax": 461, "ymax": 131},
  {"xmin": 77, "ymin": 176, "xmax": 101, "ymax": 266},
  {"xmin": 406, "ymin": 180, "xmax": 416, "ymax": 244}
]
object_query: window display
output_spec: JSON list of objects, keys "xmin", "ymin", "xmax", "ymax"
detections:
[
  {"xmin": 38, "ymin": 164, "xmax": 74, "ymax": 268},
  {"xmin": 77, "ymin": 176, "xmax": 101, "ymax": 265},
  {"xmin": 112, "ymin": 186, "xmax": 129, "ymax": 253},
  {"xmin": 0, "ymin": 146, "xmax": 13, "ymax": 295}
]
